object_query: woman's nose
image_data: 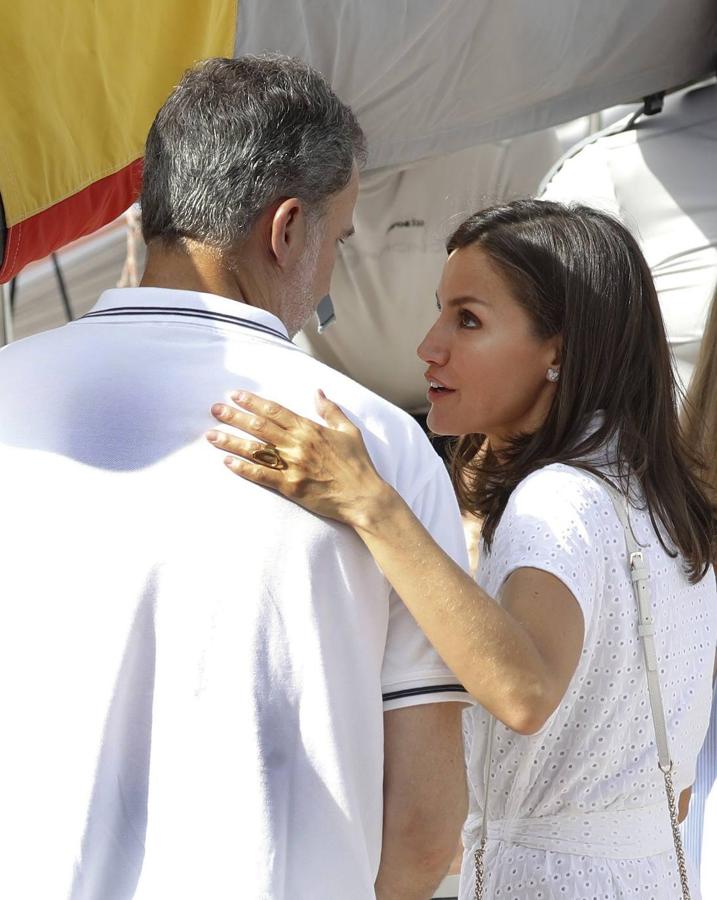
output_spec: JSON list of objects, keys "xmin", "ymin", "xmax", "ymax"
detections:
[{"xmin": 417, "ymin": 323, "xmax": 449, "ymax": 366}]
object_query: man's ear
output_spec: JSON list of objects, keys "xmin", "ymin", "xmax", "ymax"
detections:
[{"xmin": 269, "ymin": 197, "xmax": 306, "ymax": 269}]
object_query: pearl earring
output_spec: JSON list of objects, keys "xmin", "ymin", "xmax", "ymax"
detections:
[{"xmin": 547, "ymin": 367, "xmax": 560, "ymax": 383}]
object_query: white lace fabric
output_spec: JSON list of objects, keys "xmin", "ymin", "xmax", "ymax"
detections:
[{"xmin": 459, "ymin": 464, "xmax": 717, "ymax": 899}]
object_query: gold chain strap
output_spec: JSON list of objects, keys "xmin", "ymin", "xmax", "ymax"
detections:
[
  {"xmin": 474, "ymin": 837, "xmax": 486, "ymax": 900},
  {"xmin": 661, "ymin": 762, "xmax": 691, "ymax": 899}
]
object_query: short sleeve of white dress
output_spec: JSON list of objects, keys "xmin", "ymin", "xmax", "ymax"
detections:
[{"xmin": 481, "ymin": 464, "xmax": 604, "ymax": 635}]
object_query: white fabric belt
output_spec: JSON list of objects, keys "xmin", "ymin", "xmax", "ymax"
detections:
[{"xmin": 464, "ymin": 803, "xmax": 674, "ymax": 859}]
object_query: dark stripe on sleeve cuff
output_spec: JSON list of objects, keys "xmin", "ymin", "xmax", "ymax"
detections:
[{"xmin": 382, "ymin": 684, "xmax": 468, "ymax": 702}]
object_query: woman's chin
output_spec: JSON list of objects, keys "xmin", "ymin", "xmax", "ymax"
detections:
[{"xmin": 426, "ymin": 409, "xmax": 461, "ymax": 437}]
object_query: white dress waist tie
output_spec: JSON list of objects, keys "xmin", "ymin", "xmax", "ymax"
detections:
[{"xmin": 463, "ymin": 803, "xmax": 674, "ymax": 860}]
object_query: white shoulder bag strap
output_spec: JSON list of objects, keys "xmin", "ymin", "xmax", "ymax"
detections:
[
  {"xmin": 473, "ymin": 475, "xmax": 691, "ymax": 899},
  {"xmin": 597, "ymin": 477, "xmax": 691, "ymax": 899}
]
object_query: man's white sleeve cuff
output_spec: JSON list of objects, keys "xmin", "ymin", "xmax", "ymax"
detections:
[{"xmin": 382, "ymin": 676, "xmax": 473, "ymax": 711}]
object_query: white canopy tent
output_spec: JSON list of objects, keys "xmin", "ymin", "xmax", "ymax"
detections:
[{"xmin": 235, "ymin": 0, "xmax": 717, "ymax": 167}]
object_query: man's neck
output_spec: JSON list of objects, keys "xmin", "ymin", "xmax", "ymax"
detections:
[
  {"xmin": 139, "ymin": 239, "xmax": 293, "ymax": 333},
  {"xmin": 140, "ymin": 241, "xmax": 246, "ymax": 303}
]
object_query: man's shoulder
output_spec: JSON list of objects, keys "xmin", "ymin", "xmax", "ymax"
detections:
[
  {"xmin": 290, "ymin": 351, "xmax": 445, "ymax": 493},
  {"xmin": 293, "ymin": 350, "xmax": 425, "ymax": 436}
]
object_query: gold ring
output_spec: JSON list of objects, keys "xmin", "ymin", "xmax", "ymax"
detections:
[{"xmin": 251, "ymin": 446, "xmax": 286, "ymax": 469}]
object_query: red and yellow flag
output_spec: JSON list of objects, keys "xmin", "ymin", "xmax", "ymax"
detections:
[{"xmin": 0, "ymin": 2, "xmax": 237, "ymax": 282}]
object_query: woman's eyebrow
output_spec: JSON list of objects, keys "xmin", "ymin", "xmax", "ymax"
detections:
[{"xmin": 436, "ymin": 292, "xmax": 491, "ymax": 308}]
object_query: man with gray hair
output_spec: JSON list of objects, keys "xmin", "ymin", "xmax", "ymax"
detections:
[{"xmin": 0, "ymin": 57, "xmax": 470, "ymax": 899}]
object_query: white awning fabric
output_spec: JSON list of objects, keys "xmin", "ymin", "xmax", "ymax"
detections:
[{"xmin": 236, "ymin": 0, "xmax": 717, "ymax": 170}]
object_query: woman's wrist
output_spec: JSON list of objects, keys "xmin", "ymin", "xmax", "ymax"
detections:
[{"xmin": 351, "ymin": 479, "xmax": 405, "ymax": 539}]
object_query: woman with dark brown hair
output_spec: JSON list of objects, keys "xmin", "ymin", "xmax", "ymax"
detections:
[{"xmin": 207, "ymin": 200, "xmax": 717, "ymax": 899}]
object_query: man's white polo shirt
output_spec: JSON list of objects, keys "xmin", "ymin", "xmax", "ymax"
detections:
[{"xmin": 0, "ymin": 288, "xmax": 470, "ymax": 900}]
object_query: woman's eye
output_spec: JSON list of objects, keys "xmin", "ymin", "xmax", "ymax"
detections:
[{"xmin": 460, "ymin": 309, "xmax": 480, "ymax": 328}]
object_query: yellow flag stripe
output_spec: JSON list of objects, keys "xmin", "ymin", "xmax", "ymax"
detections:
[{"xmin": 0, "ymin": 1, "xmax": 238, "ymax": 226}]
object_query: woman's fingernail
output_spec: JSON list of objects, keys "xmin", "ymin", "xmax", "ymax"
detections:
[
  {"xmin": 211, "ymin": 403, "xmax": 228, "ymax": 418},
  {"xmin": 231, "ymin": 391, "xmax": 248, "ymax": 403},
  {"xmin": 206, "ymin": 430, "xmax": 221, "ymax": 443}
]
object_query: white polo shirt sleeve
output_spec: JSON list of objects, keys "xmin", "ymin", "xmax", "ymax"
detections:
[{"xmin": 381, "ymin": 456, "xmax": 473, "ymax": 711}]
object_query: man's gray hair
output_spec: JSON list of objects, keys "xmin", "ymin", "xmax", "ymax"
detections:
[{"xmin": 140, "ymin": 55, "xmax": 366, "ymax": 247}]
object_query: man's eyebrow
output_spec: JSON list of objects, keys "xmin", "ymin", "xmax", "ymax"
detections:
[{"xmin": 435, "ymin": 292, "xmax": 491, "ymax": 308}]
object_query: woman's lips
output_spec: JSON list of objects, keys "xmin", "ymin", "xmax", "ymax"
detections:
[{"xmin": 427, "ymin": 386, "xmax": 457, "ymax": 401}]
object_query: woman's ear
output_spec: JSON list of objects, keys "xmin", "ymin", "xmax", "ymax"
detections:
[
  {"xmin": 270, "ymin": 197, "xmax": 306, "ymax": 269},
  {"xmin": 548, "ymin": 333, "xmax": 563, "ymax": 367},
  {"xmin": 544, "ymin": 335, "xmax": 563, "ymax": 383}
]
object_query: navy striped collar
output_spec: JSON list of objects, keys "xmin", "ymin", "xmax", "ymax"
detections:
[{"xmin": 80, "ymin": 288, "xmax": 292, "ymax": 343}]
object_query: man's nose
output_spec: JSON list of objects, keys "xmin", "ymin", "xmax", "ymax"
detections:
[{"xmin": 417, "ymin": 323, "xmax": 449, "ymax": 367}]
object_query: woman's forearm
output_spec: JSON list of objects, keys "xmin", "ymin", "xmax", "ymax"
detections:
[
  {"xmin": 355, "ymin": 485, "xmax": 559, "ymax": 733},
  {"xmin": 206, "ymin": 391, "xmax": 575, "ymax": 731}
]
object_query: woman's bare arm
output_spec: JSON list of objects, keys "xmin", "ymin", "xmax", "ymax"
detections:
[
  {"xmin": 352, "ymin": 485, "xmax": 584, "ymax": 733},
  {"xmin": 207, "ymin": 391, "xmax": 584, "ymax": 733}
]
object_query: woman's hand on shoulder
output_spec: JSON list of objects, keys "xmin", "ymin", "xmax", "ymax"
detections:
[{"xmin": 206, "ymin": 389, "xmax": 396, "ymax": 529}]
